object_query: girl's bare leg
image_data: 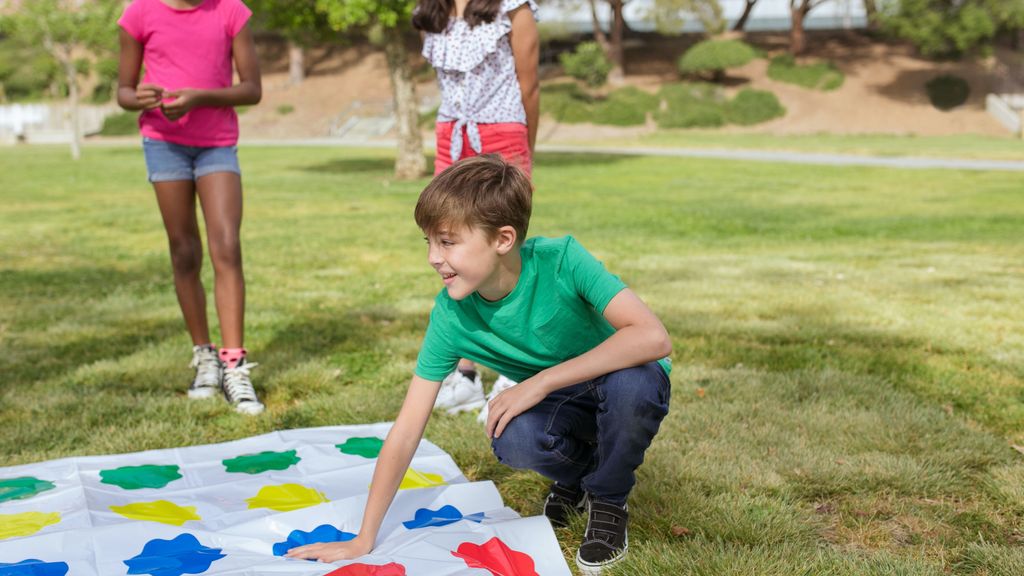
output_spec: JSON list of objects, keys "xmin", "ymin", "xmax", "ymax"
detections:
[
  {"xmin": 196, "ymin": 172, "xmax": 245, "ymax": 349},
  {"xmin": 154, "ymin": 180, "xmax": 211, "ymax": 345}
]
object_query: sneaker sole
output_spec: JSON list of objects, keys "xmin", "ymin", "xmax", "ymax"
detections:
[
  {"xmin": 575, "ymin": 544, "xmax": 628, "ymax": 575},
  {"xmin": 441, "ymin": 398, "xmax": 486, "ymax": 415},
  {"xmin": 234, "ymin": 402, "xmax": 265, "ymax": 415},
  {"xmin": 188, "ymin": 387, "xmax": 220, "ymax": 399}
]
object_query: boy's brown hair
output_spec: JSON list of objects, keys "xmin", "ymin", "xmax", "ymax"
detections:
[{"xmin": 415, "ymin": 155, "xmax": 533, "ymax": 243}]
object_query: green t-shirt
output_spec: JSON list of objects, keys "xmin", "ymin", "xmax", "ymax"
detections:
[{"xmin": 415, "ymin": 236, "xmax": 672, "ymax": 383}]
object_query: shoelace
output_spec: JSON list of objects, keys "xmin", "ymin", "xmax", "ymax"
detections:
[
  {"xmin": 190, "ymin": 349, "xmax": 220, "ymax": 374},
  {"xmin": 223, "ymin": 362, "xmax": 259, "ymax": 403}
]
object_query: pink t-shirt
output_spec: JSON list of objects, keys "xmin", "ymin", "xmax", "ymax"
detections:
[{"xmin": 119, "ymin": 0, "xmax": 252, "ymax": 147}]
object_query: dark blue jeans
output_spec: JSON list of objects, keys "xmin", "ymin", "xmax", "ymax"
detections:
[{"xmin": 491, "ymin": 361, "xmax": 671, "ymax": 505}]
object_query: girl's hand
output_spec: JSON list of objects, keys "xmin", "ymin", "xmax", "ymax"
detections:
[
  {"xmin": 486, "ymin": 378, "xmax": 547, "ymax": 439},
  {"xmin": 284, "ymin": 538, "xmax": 373, "ymax": 562},
  {"xmin": 135, "ymin": 83, "xmax": 165, "ymax": 110},
  {"xmin": 161, "ymin": 89, "xmax": 202, "ymax": 121}
]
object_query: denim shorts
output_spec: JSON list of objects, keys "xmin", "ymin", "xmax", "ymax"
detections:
[{"xmin": 142, "ymin": 137, "xmax": 241, "ymax": 183}]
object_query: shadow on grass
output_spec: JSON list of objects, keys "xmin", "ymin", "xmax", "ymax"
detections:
[{"xmin": 297, "ymin": 156, "xmax": 434, "ymax": 176}]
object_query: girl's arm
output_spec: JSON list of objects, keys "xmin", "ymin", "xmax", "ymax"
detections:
[
  {"xmin": 161, "ymin": 24, "xmax": 262, "ymax": 120},
  {"xmin": 284, "ymin": 375, "xmax": 441, "ymax": 562},
  {"xmin": 117, "ymin": 29, "xmax": 163, "ymax": 112},
  {"xmin": 509, "ymin": 5, "xmax": 540, "ymax": 153},
  {"xmin": 485, "ymin": 288, "xmax": 671, "ymax": 438}
]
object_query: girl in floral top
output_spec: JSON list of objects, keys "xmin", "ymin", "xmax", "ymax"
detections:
[
  {"xmin": 414, "ymin": 0, "xmax": 539, "ymax": 177},
  {"xmin": 413, "ymin": 0, "xmax": 540, "ymax": 417}
]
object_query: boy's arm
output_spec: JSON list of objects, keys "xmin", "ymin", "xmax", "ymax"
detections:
[
  {"xmin": 486, "ymin": 288, "xmax": 671, "ymax": 438},
  {"xmin": 160, "ymin": 24, "xmax": 262, "ymax": 120},
  {"xmin": 285, "ymin": 375, "xmax": 441, "ymax": 562}
]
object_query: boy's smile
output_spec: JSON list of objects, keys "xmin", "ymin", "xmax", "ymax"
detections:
[{"xmin": 426, "ymin": 224, "xmax": 520, "ymax": 302}]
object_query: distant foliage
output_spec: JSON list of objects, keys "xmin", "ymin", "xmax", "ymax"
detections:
[
  {"xmin": 880, "ymin": 0, "xmax": 1024, "ymax": 58},
  {"xmin": 767, "ymin": 55, "xmax": 844, "ymax": 91},
  {"xmin": 677, "ymin": 39, "xmax": 757, "ymax": 80},
  {"xmin": 925, "ymin": 75, "xmax": 970, "ymax": 110},
  {"xmin": 726, "ymin": 89, "xmax": 786, "ymax": 125},
  {"xmin": 560, "ymin": 42, "xmax": 614, "ymax": 88}
]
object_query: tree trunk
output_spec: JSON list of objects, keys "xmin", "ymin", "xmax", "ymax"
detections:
[
  {"xmin": 288, "ymin": 40, "xmax": 305, "ymax": 86},
  {"xmin": 733, "ymin": 0, "xmax": 758, "ymax": 32},
  {"xmin": 862, "ymin": 0, "xmax": 879, "ymax": 30},
  {"xmin": 587, "ymin": 0, "xmax": 610, "ymax": 53},
  {"xmin": 789, "ymin": 4, "xmax": 808, "ymax": 55},
  {"xmin": 607, "ymin": 0, "xmax": 625, "ymax": 84},
  {"xmin": 383, "ymin": 27, "xmax": 425, "ymax": 180},
  {"xmin": 64, "ymin": 56, "xmax": 81, "ymax": 161}
]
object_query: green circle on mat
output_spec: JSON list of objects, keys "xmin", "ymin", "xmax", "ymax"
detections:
[
  {"xmin": 99, "ymin": 464, "xmax": 182, "ymax": 490},
  {"xmin": 336, "ymin": 437, "xmax": 384, "ymax": 459},
  {"xmin": 0, "ymin": 477, "xmax": 56, "ymax": 503},
  {"xmin": 223, "ymin": 450, "xmax": 301, "ymax": 474}
]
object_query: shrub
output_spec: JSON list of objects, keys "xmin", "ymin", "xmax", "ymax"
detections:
[
  {"xmin": 726, "ymin": 89, "xmax": 786, "ymax": 125},
  {"xmin": 591, "ymin": 86, "xmax": 659, "ymax": 126},
  {"xmin": 656, "ymin": 82, "xmax": 728, "ymax": 128},
  {"xmin": 925, "ymin": 75, "xmax": 969, "ymax": 111},
  {"xmin": 98, "ymin": 111, "xmax": 139, "ymax": 136},
  {"xmin": 560, "ymin": 42, "xmax": 613, "ymax": 88},
  {"xmin": 678, "ymin": 39, "xmax": 758, "ymax": 81},
  {"xmin": 276, "ymin": 104, "xmax": 295, "ymax": 115},
  {"xmin": 542, "ymin": 83, "xmax": 658, "ymax": 126},
  {"xmin": 767, "ymin": 55, "xmax": 844, "ymax": 91}
]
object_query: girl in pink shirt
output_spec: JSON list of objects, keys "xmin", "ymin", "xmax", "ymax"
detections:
[{"xmin": 117, "ymin": 0, "xmax": 264, "ymax": 415}]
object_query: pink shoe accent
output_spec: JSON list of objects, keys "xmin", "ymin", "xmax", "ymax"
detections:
[{"xmin": 219, "ymin": 347, "xmax": 247, "ymax": 369}]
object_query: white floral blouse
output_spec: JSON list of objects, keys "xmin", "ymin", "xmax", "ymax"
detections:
[{"xmin": 421, "ymin": 0, "xmax": 539, "ymax": 161}]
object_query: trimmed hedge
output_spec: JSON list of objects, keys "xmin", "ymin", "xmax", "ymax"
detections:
[
  {"xmin": 767, "ymin": 55, "xmax": 844, "ymax": 91},
  {"xmin": 678, "ymin": 39, "xmax": 758, "ymax": 79},
  {"xmin": 542, "ymin": 83, "xmax": 659, "ymax": 126},
  {"xmin": 726, "ymin": 89, "xmax": 786, "ymax": 125},
  {"xmin": 926, "ymin": 75, "xmax": 969, "ymax": 111},
  {"xmin": 98, "ymin": 111, "xmax": 139, "ymax": 136}
]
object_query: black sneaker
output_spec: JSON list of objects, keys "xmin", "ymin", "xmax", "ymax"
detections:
[
  {"xmin": 543, "ymin": 482, "xmax": 586, "ymax": 528},
  {"xmin": 576, "ymin": 499, "xmax": 629, "ymax": 574}
]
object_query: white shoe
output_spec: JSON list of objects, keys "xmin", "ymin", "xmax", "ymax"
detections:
[
  {"xmin": 434, "ymin": 370, "xmax": 485, "ymax": 415},
  {"xmin": 222, "ymin": 359, "xmax": 265, "ymax": 415},
  {"xmin": 188, "ymin": 345, "xmax": 222, "ymax": 399},
  {"xmin": 477, "ymin": 375, "xmax": 519, "ymax": 424}
]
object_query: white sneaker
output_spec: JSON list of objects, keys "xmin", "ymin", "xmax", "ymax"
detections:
[
  {"xmin": 222, "ymin": 359, "xmax": 265, "ymax": 415},
  {"xmin": 477, "ymin": 375, "xmax": 519, "ymax": 424},
  {"xmin": 434, "ymin": 370, "xmax": 485, "ymax": 415},
  {"xmin": 188, "ymin": 345, "xmax": 222, "ymax": 399}
]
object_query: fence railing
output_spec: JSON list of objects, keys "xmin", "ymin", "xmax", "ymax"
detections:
[{"xmin": 0, "ymin": 102, "xmax": 120, "ymax": 143}]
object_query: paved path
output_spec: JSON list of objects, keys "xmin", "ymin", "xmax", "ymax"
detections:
[{"xmin": 238, "ymin": 138, "xmax": 1024, "ymax": 173}]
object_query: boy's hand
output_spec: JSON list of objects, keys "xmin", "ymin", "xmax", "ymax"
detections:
[
  {"xmin": 161, "ymin": 89, "xmax": 201, "ymax": 121},
  {"xmin": 135, "ymin": 83, "xmax": 165, "ymax": 110},
  {"xmin": 486, "ymin": 378, "xmax": 547, "ymax": 439},
  {"xmin": 284, "ymin": 538, "xmax": 372, "ymax": 562}
]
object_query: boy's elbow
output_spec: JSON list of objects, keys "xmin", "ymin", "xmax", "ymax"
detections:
[{"xmin": 651, "ymin": 327, "xmax": 672, "ymax": 358}]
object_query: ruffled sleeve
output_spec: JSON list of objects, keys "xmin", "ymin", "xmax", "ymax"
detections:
[{"xmin": 421, "ymin": 0, "xmax": 539, "ymax": 73}]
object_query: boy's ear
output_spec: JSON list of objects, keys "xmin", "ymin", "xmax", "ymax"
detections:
[{"xmin": 494, "ymin": 225, "xmax": 518, "ymax": 255}]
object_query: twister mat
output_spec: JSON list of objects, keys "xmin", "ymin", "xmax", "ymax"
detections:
[{"xmin": 0, "ymin": 424, "xmax": 571, "ymax": 575}]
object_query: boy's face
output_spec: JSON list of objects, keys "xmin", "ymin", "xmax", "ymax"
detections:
[{"xmin": 425, "ymin": 224, "xmax": 504, "ymax": 301}]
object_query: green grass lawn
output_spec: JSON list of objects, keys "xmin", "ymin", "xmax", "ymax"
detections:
[
  {"xmin": 1, "ymin": 145, "xmax": 1022, "ymax": 574},
  {"xmin": 557, "ymin": 131, "xmax": 1024, "ymax": 162}
]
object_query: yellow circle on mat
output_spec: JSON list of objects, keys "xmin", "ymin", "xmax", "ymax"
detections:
[
  {"xmin": 110, "ymin": 500, "xmax": 201, "ymax": 526},
  {"xmin": 245, "ymin": 483, "xmax": 328, "ymax": 511},
  {"xmin": 399, "ymin": 468, "xmax": 446, "ymax": 490},
  {"xmin": 0, "ymin": 511, "xmax": 61, "ymax": 539}
]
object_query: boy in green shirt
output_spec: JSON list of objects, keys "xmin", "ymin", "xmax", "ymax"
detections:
[{"xmin": 287, "ymin": 155, "xmax": 672, "ymax": 574}]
